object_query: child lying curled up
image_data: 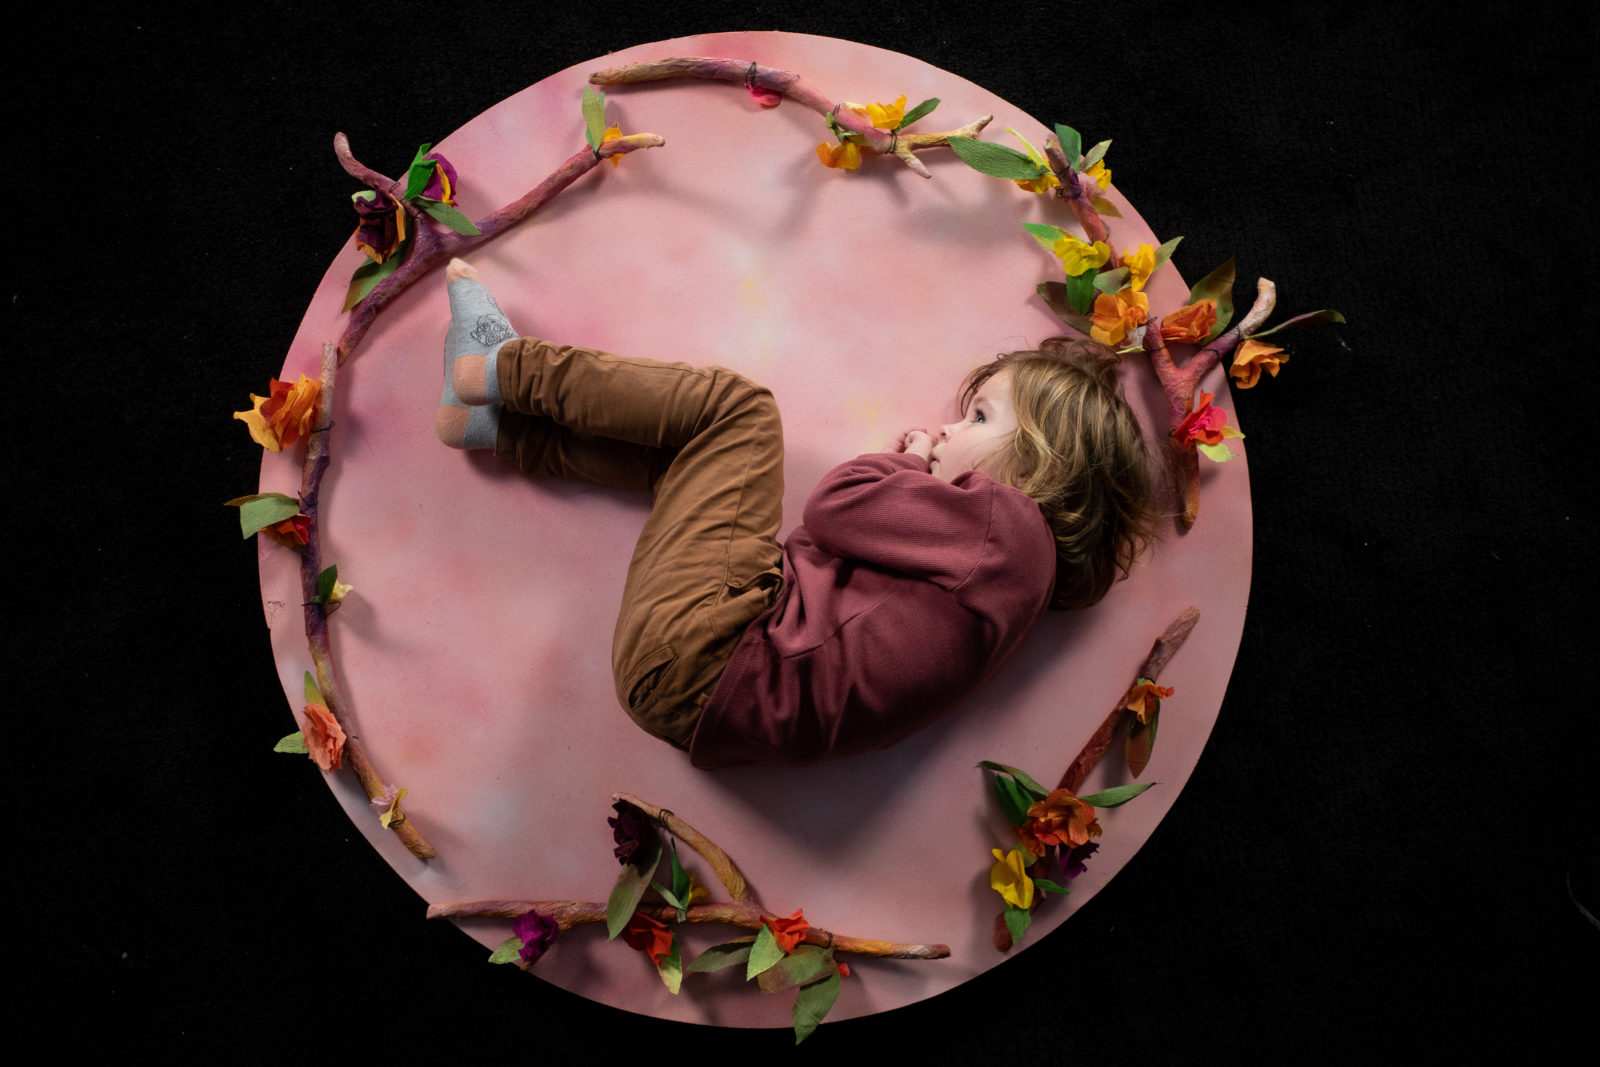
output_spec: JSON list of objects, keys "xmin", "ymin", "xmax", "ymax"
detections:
[{"xmin": 436, "ymin": 259, "xmax": 1157, "ymax": 768}]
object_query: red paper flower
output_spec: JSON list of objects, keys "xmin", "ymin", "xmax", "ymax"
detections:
[
  {"xmin": 263, "ymin": 513, "xmax": 312, "ymax": 548},
  {"xmin": 620, "ymin": 913, "xmax": 674, "ymax": 966},
  {"xmin": 762, "ymin": 909, "xmax": 810, "ymax": 953},
  {"xmin": 1173, "ymin": 392, "xmax": 1235, "ymax": 448}
]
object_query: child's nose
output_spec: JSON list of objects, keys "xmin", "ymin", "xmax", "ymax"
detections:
[{"xmin": 939, "ymin": 423, "xmax": 953, "ymax": 440}]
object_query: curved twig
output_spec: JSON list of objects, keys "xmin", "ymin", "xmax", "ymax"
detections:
[
  {"xmin": 1044, "ymin": 138, "xmax": 1117, "ymax": 261},
  {"xmin": 589, "ymin": 56, "xmax": 991, "ymax": 179},
  {"xmin": 614, "ymin": 791, "xmax": 750, "ymax": 902},
  {"xmin": 299, "ymin": 341, "xmax": 435, "ymax": 858}
]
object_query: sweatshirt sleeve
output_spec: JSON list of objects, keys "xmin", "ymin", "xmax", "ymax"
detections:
[{"xmin": 800, "ymin": 453, "xmax": 1011, "ymax": 590}]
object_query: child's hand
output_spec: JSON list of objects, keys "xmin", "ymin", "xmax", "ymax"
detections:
[{"xmin": 889, "ymin": 428, "xmax": 934, "ymax": 462}]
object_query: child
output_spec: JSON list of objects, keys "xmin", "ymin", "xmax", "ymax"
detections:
[{"xmin": 436, "ymin": 259, "xmax": 1156, "ymax": 768}]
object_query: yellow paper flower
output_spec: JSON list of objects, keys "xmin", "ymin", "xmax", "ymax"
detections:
[
  {"xmin": 327, "ymin": 579, "xmax": 354, "ymax": 604},
  {"xmin": 1124, "ymin": 679, "xmax": 1174, "ymax": 725},
  {"xmin": 1015, "ymin": 171, "xmax": 1060, "ymax": 194},
  {"xmin": 235, "ymin": 374, "xmax": 322, "ymax": 452},
  {"xmin": 1052, "ymin": 233, "xmax": 1111, "ymax": 277},
  {"xmin": 1090, "ymin": 287, "xmax": 1150, "ymax": 346},
  {"xmin": 1122, "ymin": 243, "xmax": 1156, "ymax": 292},
  {"xmin": 863, "ymin": 94, "xmax": 907, "ymax": 130},
  {"xmin": 1084, "ymin": 160, "xmax": 1111, "ymax": 190},
  {"xmin": 816, "ymin": 140, "xmax": 863, "ymax": 170},
  {"xmin": 990, "ymin": 848, "xmax": 1035, "ymax": 910},
  {"xmin": 1230, "ymin": 339, "xmax": 1289, "ymax": 389},
  {"xmin": 600, "ymin": 126, "xmax": 624, "ymax": 168}
]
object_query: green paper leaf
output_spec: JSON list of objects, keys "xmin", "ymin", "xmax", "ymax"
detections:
[
  {"xmin": 1090, "ymin": 195, "xmax": 1123, "ymax": 219},
  {"xmin": 1080, "ymin": 781, "xmax": 1157, "ymax": 808},
  {"xmin": 581, "ymin": 85, "xmax": 606, "ymax": 150},
  {"xmin": 343, "ymin": 239, "xmax": 406, "ymax": 311},
  {"xmin": 1033, "ymin": 878, "xmax": 1070, "ymax": 896},
  {"xmin": 303, "ymin": 670, "xmax": 323, "ymax": 706},
  {"xmin": 274, "ymin": 731, "xmax": 308, "ymax": 754},
  {"xmin": 1197, "ymin": 442, "xmax": 1235, "ymax": 463},
  {"xmin": 977, "ymin": 761, "xmax": 1050, "ymax": 800},
  {"xmin": 1065, "ymin": 268, "xmax": 1099, "ymax": 315},
  {"xmin": 1151, "ymin": 236, "xmax": 1182, "ymax": 277},
  {"xmin": 650, "ymin": 879, "xmax": 686, "ymax": 915},
  {"xmin": 316, "ymin": 565, "xmax": 338, "ymax": 604},
  {"xmin": 1248, "ymin": 308, "xmax": 1347, "ymax": 340},
  {"xmin": 1095, "ymin": 267, "xmax": 1131, "ymax": 294},
  {"xmin": 686, "ymin": 940, "xmax": 754, "ymax": 973},
  {"xmin": 657, "ymin": 941, "xmax": 683, "ymax": 994},
  {"xmin": 746, "ymin": 923, "xmax": 786, "ymax": 980},
  {"xmin": 488, "ymin": 935, "xmax": 524, "ymax": 964},
  {"xmin": 1054, "ymin": 124, "xmax": 1082, "ymax": 170},
  {"xmin": 1006, "ymin": 126, "xmax": 1046, "ymax": 169},
  {"xmin": 1126, "ymin": 709, "xmax": 1158, "ymax": 778},
  {"xmin": 417, "ymin": 199, "xmax": 482, "ymax": 236},
  {"xmin": 403, "ymin": 142, "xmax": 436, "ymax": 201},
  {"xmin": 896, "ymin": 96, "xmax": 939, "ymax": 129},
  {"xmin": 1021, "ymin": 221, "xmax": 1066, "ymax": 253},
  {"xmin": 605, "ymin": 837, "xmax": 661, "ymax": 939},
  {"xmin": 792, "ymin": 970, "xmax": 842, "ymax": 1045},
  {"xmin": 1003, "ymin": 903, "xmax": 1032, "ymax": 946},
  {"xmin": 993, "ymin": 774, "xmax": 1033, "ymax": 825},
  {"xmin": 231, "ymin": 493, "xmax": 300, "ymax": 538},
  {"xmin": 757, "ymin": 944, "xmax": 835, "ymax": 994},
  {"xmin": 1083, "ymin": 138, "xmax": 1112, "ymax": 169},
  {"xmin": 1189, "ymin": 256, "xmax": 1237, "ymax": 336},
  {"xmin": 669, "ymin": 840, "xmax": 691, "ymax": 904},
  {"xmin": 1037, "ymin": 282, "xmax": 1095, "ymax": 334},
  {"xmin": 947, "ymin": 136, "xmax": 1046, "ymax": 180}
]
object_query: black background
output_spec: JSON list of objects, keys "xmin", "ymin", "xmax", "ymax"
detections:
[{"xmin": 15, "ymin": 1, "xmax": 1596, "ymax": 1058}]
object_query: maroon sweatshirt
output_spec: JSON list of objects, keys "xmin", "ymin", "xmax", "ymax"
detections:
[{"xmin": 689, "ymin": 452, "xmax": 1056, "ymax": 768}]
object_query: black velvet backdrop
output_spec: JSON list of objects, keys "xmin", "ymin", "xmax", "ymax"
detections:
[{"xmin": 15, "ymin": 1, "xmax": 1596, "ymax": 1058}]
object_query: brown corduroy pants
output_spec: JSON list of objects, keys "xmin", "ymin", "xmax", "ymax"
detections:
[{"xmin": 493, "ymin": 338, "xmax": 785, "ymax": 748}]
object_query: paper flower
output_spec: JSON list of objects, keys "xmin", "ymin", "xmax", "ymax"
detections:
[
  {"xmin": 1090, "ymin": 287, "xmax": 1149, "ymax": 346},
  {"xmin": 1174, "ymin": 392, "xmax": 1245, "ymax": 451},
  {"xmin": 1160, "ymin": 299, "xmax": 1219, "ymax": 344},
  {"xmin": 235, "ymin": 374, "xmax": 322, "ymax": 452},
  {"xmin": 1230, "ymin": 338, "xmax": 1289, "ymax": 389},
  {"xmin": 1053, "ymin": 233, "xmax": 1111, "ymax": 278},
  {"xmin": 608, "ymin": 799, "xmax": 656, "ymax": 867},
  {"xmin": 990, "ymin": 848, "xmax": 1035, "ymax": 910},
  {"xmin": 1060, "ymin": 841, "xmax": 1099, "ymax": 880},
  {"xmin": 1124, "ymin": 678, "xmax": 1174, "ymax": 725},
  {"xmin": 862, "ymin": 94, "xmax": 907, "ymax": 130},
  {"xmin": 263, "ymin": 513, "xmax": 312, "ymax": 548},
  {"xmin": 1083, "ymin": 160, "xmax": 1111, "ymax": 190},
  {"xmin": 1016, "ymin": 788, "xmax": 1103, "ymax": 856},
  {"xmin": 1015, "ymin": 171, "xmax": 1060, "ymax": 194},
  {"xmin": 816, "ymin": 140, "xmax": 862, "ymax": 170},
  {"xmin": 600, "ymin": 126, "xmax": 624, "ymax": 168},
  {"xmin": 302, "ymin": 701, "xmax": 345, "ymax": 772},
  {"xmin": 370, "ymin": 784, "xmax": 407, "ymax": 829},
  {"xmin": 620, "ymin": 913, "xmax": 674, "ymax": 966},
  {"xmin": 762, "ymin": 909, "xmax": 810, "ymax": 953},
  {"xmin": 512, "ymin": 908, "xmax": 560, "ymax": 967},
  {"xmin": 417, "ymin": 153, "xmax": 458, "ymax": 204},
  {"xmin": 1122, "ymin": 243, "xmax": 1156, "ymax": 292},
  {"xmin": 351, "ymin": 189, "xmax": 407, "ymax": 264}
]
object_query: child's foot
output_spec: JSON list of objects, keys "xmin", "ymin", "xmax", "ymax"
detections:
[{"xmin": 438, "ymin": 259, "xmax": 512, "ymax": 448}]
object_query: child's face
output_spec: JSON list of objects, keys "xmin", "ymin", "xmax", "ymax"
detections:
[{"xmin": 931, "ymin": 368, "xmax": 1019, "ymax": 482}]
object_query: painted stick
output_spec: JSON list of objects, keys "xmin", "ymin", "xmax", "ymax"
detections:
[
  {"xmin": 615, "ymin": 791, "xmax": 750, "ymax": 902},
  {"xmin": 1043, "ymin": 137, "xmax": 1117, "ymax": 262}
]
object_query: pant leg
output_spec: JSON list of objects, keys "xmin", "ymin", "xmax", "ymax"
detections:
[{"xmin": 494, "ymin": 337, "xmax": 785, "ymax": 747}]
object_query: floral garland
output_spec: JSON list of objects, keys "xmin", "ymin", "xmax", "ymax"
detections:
[{"xmin": 230, "ymin": 55, "xmax": 1339, "ymax": 1037}]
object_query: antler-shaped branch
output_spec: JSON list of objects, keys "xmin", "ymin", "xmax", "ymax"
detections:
[
  {"xmin": 299, "ymin": 341, "xmax": 435, "ymax": 858},
  {"xmin": 427, "ymin": 792, "xmax": 949, "ymax": 961},
  {"xmin": 1044, "ymin": 138, "xmax": 1117, "ymax": 263},
  {"xmin": 1147, "ymin": 278, "xmax": 1277, "ymax": 526},
  {"xmin": 333, "ymin": 130, "xmax": 664, "ymax": 364},
  {"xmin": 588, "ymin": 56, "xmax": 991, "ymax": 178}
]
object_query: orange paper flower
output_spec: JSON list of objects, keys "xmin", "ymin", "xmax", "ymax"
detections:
[
  {"xmin": 1160, "ymin": 300, "xmax": 1219, "ymax": 344},
  {"xmin": 263, "ymin": 513, "xmax": 312, "ymax": 548},
  {"xmin": 600, "ymin": 126, "xmax": 624, "ymax": 168},
  {"xmin": 1124, "ymin": 679, "xmax": 1174, "ymax": 725},
  {"xmin": 620, "ymin": 913, "xmax": 674, "ymax": 965},
  {"xmin": 762, "ymin": 909, "xmax": 810, "ymax": 953},
  {"xmin": 1230, "ymin": 338, "xmax": 1289, "ymax": 389},
  {"xmin": 862, "ymin": 94, "xmax": 907, "ymax": 130},
  {"xmin": 815, "ymin": 140, "xmax": 862, "ymax": 170},
  {"xmin": 303, "ymin": 701, "xmax": 345, "ymax": 772},
  {"xmin": 235, "ymin": 374, "xmax": 322, "ymax": 452},
  {"xmin": 1016, "ymin": 789, "xmax": 1103, "ymax": 857},
  {"xmin": 1090, "ymin": 287, "xmax": 1149, "ymax": 346}
]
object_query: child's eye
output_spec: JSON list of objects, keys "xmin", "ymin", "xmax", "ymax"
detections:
[{"xmin": 973, "ymin": 410, "xmax": 985, "ymax": 423}]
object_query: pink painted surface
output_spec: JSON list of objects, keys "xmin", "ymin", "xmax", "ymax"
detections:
[{"xmin": 255, "ymin": 32, "xmax": 1252, "ymax": 1028}]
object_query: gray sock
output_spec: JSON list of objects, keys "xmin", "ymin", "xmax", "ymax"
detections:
[{"xmin": 443, "ymin": 277, "xmax": 514, "ymax": 406}]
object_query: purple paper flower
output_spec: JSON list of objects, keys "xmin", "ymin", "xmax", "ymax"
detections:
[
  {"xmin": 511, "ymin": 908, "xmax": 559, "ymax": 967},
  {"xmin": 1060, "ymin": 841, "xmax": 1099, "ymax": 880},
  {"xmin": 418, "ymin": 153, "xmax": 458, "ymax": 204},
  {"xmin": 351, "ymin": 189, "xmax": 406, "ymax": 264},
  {"xmin": 608, "ymin": 800, "xmax": 656, "ymax": 867}
]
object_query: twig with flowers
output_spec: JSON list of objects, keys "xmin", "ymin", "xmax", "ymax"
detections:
[
  {"xmin": 588, "ymin": 56, "xmax": 992, "ymax": 177},
  {"xmin": 984, "ymin": 607, "xmax": 1199, "ymax": 951},
  {"xmin": 428, "ymin": 792, "xmax": 949, "ymax": 1043}
]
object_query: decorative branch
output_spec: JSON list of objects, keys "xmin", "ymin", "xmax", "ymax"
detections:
[
  {"xmin": 1058, "ymin": 606, "xmax": 1201, "ymax": 794},
  {"xmin": 1147, "ymin": 277, "xmax": 1277, "ymax": 526},
  {"xmin": 614, "ymin": 791, "xmax": 750, "ymax": 902},
  {"xmin": 589, "ymin": 56, "xmax": 991, "ymax": 178},
  {"xmin": 297, "ymin": 341, "xmax": 435, "ymax": 859},
  {"xmin": 333, "ymin": 130, "xmax": 664, "ymax": 364},
  {"xmin": 1044, "ymin": 137, "xmax": 1117, "ymax": 262}
]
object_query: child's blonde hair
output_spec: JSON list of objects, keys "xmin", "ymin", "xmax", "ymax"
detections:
[{"xmin": 962, "ymin": 337, "xmax": 1158, "ymax": 609}]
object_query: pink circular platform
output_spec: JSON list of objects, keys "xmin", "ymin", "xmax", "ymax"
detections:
[{"xmin": 254, "ymin": 31, "xmax": 1251, "ymax": 1029}]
